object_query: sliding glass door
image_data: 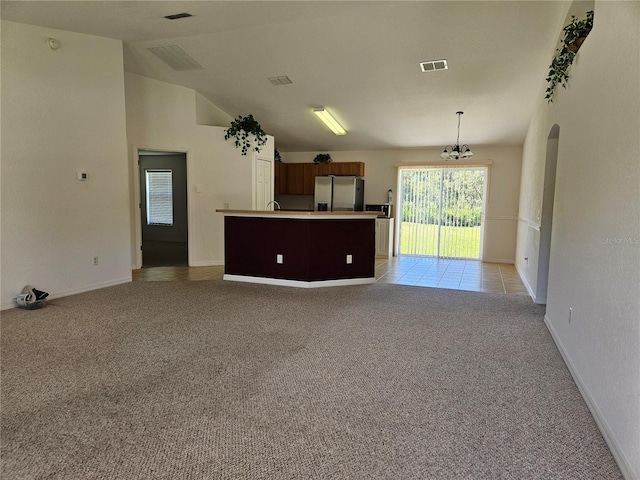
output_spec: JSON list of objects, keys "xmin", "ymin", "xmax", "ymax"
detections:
[{"xmin": 399, "ymin": 166, "xmax": 486, "ymax": 259}]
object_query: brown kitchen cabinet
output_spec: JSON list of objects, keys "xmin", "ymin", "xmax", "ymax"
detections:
[
  {"xmin": 274, "ymin": 162, "xmax": 282, "ymax": 195},
  {"xmin": 285, "ymin": 163, "xmax": 305, "ymax": 195},
  {"xmin": 303, "ymin": 164, "xmax": 316, "ymax": 195},
  {"xmin": 315, "ymin": 163, "xmax": 333, "ymax": 176},
  {"xmin": 331, "ymin": 162, "xmax": 365, "ymax": 176},
  {"xmin": 276, "ymin": 162, "xmax": 365, "ymax": 195}
]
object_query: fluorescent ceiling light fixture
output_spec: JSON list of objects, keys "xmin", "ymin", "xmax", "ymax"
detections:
[
  {"xmin": 147, "ymin": 45, "xmax": 203, "ymax": 71},
  {"xmin": 313, "ymin": 107, "xmax": 347, "ymax": 136},
  {"xmin": 420, "ymin": 59, "xmax": 448, "ymax": 72}
]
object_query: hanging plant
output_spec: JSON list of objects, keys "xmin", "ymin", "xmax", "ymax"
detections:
[
  {"xmin": 545, "ymin": 10, "xmax": 594, "ymax": 103},
  {"xmin": 224, "ymin": 114, "xmax": 268, "ymax": 155},
  {"xmin": 313, "ymin": 153, "xmax": 332, "ymax": 164},
  {"xmin": 274, "ymin": 149, "xmax": 283, "ymax": 162}
]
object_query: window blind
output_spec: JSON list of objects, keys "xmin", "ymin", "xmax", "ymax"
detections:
[
  {"xmin": 399, "ymin": 166, "xmax": 485, "ymax": 259},
  {"xmin": 145, "ymin": 170, "xmax": 173, "ymax": 226}
]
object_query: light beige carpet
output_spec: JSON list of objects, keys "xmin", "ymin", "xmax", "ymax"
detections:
[{"xmin": 1, "ymin": 281, "xmax": 622, "ymax": 479}]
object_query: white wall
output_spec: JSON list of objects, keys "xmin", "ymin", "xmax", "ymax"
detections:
[
  {"xmin": 516, "ymin": 2, "xmax": 639, "ymax": 477},
  {"xmin": 280, "ymin": 146, "xmax": 522, "ymax": 263},
  {"xmin": 124, "ymin": 73, "xmax": 274, "ymax": 267},
  {"xmin": 195, "ymin": 91, "xmax": 233, "ymax": 127},
  {"xmin": 1, "ymin": 21, "xmax": 131, "ymax": 309}
]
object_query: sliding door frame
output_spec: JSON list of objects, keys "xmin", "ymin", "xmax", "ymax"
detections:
[{"xmin": 395, "ymin": 160, "xmax": 492, "ymax": 260}]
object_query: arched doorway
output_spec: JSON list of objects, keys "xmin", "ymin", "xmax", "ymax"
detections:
[{"xmin": 536, "ymin": 124, "xmax": 560, "ymax": 304}]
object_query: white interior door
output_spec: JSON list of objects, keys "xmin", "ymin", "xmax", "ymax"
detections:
[{"xmin": 255, "ymin": 157, "xmax": 272, "ymax": 210}]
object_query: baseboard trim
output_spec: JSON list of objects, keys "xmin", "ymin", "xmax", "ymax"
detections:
[
  {"xmin": 514, "ymin": 263, "xmax": 539, "ymax": 303},
  {"xmin": 223, "ymin": 274, "xmax": 377, "ymax": 289},
  {"xmin": 1, "ymin": 277, "xmax": 132, "ymax": 311},
  {"xmin": 481, "ymin": 257, "xmax": 514, "ymax": 264},
  {"xmin": 190, "ymin": 260, "xmax": 224, "ymax": 267},
  {"xmin": 544, "ymin": 314, "xmax": 637, "ymax": 479}
]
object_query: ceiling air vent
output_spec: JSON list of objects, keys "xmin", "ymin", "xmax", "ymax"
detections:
[
  {"xmin": 164, "ymin": 13, "xmax": 193, "ymax": 20},
  {"xmin": 147, "ymin": 45, "xmax": 203, "ymax": 71},
  {"xmin": 420, "ymin": 59, "xmax": 448, "ymax": 72},
  {"xmin": 268, "ymin": 76, "xmax": 293, "ymax": 86}
]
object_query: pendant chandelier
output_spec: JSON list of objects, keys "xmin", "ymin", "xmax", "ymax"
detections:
[{"xmin": 440, "ymin": 111, "xmax": 473, "ymax": 159}]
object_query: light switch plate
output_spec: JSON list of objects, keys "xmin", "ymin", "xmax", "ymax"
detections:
[
  {"xmin": 346, "ymin": 254, "xmax": 353, "ymax": 264},
  {"xmin": 276, "ymin": 254, "xmax": 283, "ymax": 264}
]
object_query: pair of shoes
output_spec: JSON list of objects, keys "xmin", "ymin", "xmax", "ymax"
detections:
[
  {"xmin": 32, "ymin": 287, "xmax": 49, "ymax": 301},
  {"xmin": 16, "ymin": 285, "xmax": 49, "ymax": 309}
]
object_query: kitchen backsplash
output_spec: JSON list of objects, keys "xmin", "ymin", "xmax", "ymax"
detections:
[{"xmin": 274, "ymin": 194, "xmax": 314, "ymax": 211}]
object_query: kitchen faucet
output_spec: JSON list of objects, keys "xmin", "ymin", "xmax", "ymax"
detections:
[{"xmin": 266, "ymin": 200, "xmax": 281, "ymax": 210}]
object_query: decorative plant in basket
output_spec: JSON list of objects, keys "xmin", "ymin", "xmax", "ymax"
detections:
[
  {"xmin": 224, "ymin": 114, "xmax": 268, "ymax": 155},
  {"xmin": 313, "ymin": 153, "xmax": 332, "ymax": 164},
  {"xmin": 545, "ymin": 10, "xmax": 594, "ymax": 102}
]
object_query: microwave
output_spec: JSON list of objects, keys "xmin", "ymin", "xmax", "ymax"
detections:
[{"xmin": 365, "ymin": 204, "xmax": 390, "ymax": 217}]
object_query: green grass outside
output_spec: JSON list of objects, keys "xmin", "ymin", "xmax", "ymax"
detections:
[{"xmin": 400, "ymin": 222, "xmax": 481, "ymax": 258}]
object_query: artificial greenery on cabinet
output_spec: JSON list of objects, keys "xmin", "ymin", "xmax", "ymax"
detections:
[
  {"xmin": 545, "ymin": 10, "xmax": 594, "ymax": 102},
  {"xmin": 224, "ymin": 114, "xmax": 268, "ymax": 155},
  {"xmin": 313, "ymin": 153, "xmax": 332, "ymax": 164}
]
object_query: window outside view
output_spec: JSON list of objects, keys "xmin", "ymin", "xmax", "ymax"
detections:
[{"xmin": 399, "ymin": 167, "xmax": 485, "ymax": 259}]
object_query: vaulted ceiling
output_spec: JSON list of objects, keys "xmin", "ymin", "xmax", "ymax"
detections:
[{"xmin": 1, "ymin": 1, "xmax": 569, "ymax": 151}]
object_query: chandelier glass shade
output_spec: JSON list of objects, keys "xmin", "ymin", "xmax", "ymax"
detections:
[{"xmin": 441, "ymin": 111, "xmax": 473, "ymax": 159}]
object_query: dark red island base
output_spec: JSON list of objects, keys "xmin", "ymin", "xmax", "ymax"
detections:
[{"xmin": 217, "ymin": 210, "xmax": 379, "ymax": 288}]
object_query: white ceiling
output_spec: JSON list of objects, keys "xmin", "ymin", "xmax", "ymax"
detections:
[{"xmin": 1, "ymin": 1, "xmax": 569, "ymax": 152}]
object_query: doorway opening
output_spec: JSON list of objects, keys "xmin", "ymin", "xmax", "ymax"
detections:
[
  {"xmin": 139, "ymin": 151, "xmax": 188, "ymax": 267},
  {"xmin": 535, "ymin": 124, "xmax": 560, "ymax": 304},
  {"xmin": 398, "ymin": 166, "xmax": 486, "ymax": 259}
]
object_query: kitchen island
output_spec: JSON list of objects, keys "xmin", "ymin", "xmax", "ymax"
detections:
[{"xmin": 216, "ymin": 210, "xmax": 379, "ymax": 288}]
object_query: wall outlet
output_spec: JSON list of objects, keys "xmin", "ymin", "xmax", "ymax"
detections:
[
  {"xmin": 93, "ymin": 256, "xmax": 99, "ymax": 266},
  {"xmin": 77, "ymin": 170, "xmax": 88, "ymax": 181},
  {"xmin": 276, "ymin": 254, "xmax": 283, "ymax": 264},
  {"xmin": 346, "ymin": 254, "xmax": 353, "ymax": 264}
]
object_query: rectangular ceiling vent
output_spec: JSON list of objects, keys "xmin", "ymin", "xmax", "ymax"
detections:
[
  {"xmin": 164, "ymin": 13, "xmax": 193, "ymax": 20},
  {"xmin": 147, "ymin": 45, "xmax": 203, "ymax": 71},
  {"xmin": 268, "ymin": 76, "xmax": 293, "ymax": 86},
  {"xmin": 420, "ymin": 59, "xmax": 448, "ymax": 72}
]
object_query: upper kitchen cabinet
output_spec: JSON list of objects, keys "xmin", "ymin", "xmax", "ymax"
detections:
[
  {"xmin": 285, "ymin": 163, "xmax": 304, "ymax": 195},
  {"xmin": 303, "ymin": 164, "xmax": 316, "ymax": 195},
  {"xmin": 274, "ymin": 162, "xmax": 286, "ymax": 195},
  {"xmin": 316, "ymin": 162, "xmax": 333, "ymax": 176},
  {"xmin": 277, "ymin": 162, "xmax": 365, "ymax": 195},
  {"xmin": 331, "ymin": 162, "xmax": 365, "ymax": 176}
]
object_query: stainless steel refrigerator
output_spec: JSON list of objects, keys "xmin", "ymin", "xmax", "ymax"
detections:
[{"xmin": 314, "ymin": 176, "xmax": 364, "ymax": 211}]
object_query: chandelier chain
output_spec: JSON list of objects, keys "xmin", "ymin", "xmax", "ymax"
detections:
[{"xmin": 441, "ymin": 111, "xmax": 473, "ymax": 160}]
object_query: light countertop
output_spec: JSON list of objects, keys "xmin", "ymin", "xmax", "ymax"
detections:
[{"xmin": 216, "ymin": 209, "xmax": 380, "ymax": 219}]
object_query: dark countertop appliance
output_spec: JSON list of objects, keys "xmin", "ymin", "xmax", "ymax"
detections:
[{"xmin": 365, "ymin": 204, "xmax": 391, "ymax": 217}]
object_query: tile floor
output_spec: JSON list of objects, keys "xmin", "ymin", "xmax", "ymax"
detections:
[
  {"xmin": 375, "ymin": 257, "xmax": 529, "ymax": 295},
  {"xmin": 133, "ymin": 257, "xmax": 529, "ymax": 296},
  {"xmin": 133, "ymin": 265, "xmax": 225, "ymax": 282}
]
